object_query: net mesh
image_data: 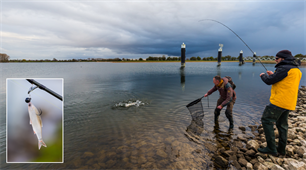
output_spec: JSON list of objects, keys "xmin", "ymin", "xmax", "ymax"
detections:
[{"xmin": 186, "ymin": 98, "xmax": 204, "ymax": 118}]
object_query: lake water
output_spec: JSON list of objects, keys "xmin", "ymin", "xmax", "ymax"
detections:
[{"xmin": 0, "ymin": 62, "xmax": 305, "ymax": 169}]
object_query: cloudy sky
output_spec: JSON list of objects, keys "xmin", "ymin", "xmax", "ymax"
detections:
[{"xmin": 1, "ymin": 0, "xmax": 305, "ymax": 60}]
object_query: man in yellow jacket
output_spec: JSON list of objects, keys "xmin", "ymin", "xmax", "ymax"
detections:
[{"xmin": 258, "ymin": 50, "xmax": 302, "ymax": 156}]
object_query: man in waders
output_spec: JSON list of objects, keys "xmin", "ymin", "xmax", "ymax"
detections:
[
  {"xmin": 204, "ymin": 76, "xmax": 236, "ymax": 129},
  {"xmin": 259, "ymin": 50, "xmax": 302, "ymax": 156}
]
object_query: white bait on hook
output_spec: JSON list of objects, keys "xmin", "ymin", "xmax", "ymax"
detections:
[{"xmin": 28, "ymin": 102, "xmax": 47, "ymax": 150}]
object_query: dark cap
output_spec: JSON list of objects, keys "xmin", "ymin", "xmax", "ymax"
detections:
[{"xmin": 276, "ymin": 50, "xmax": 295, "ymax": 60}]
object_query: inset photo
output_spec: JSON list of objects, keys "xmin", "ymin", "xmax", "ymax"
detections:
[{"xmin": 7, "ymin": 78, "xmax": 63, "ymax": 163}]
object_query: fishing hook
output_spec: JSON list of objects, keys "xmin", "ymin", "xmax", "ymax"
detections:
[
  {"xmin": 199, "ymin": 19, "xmax": 268, "ymax": 71},
  {"xmin": 28, "ymin": 85, "xmax": 38, "ymax": 94}
]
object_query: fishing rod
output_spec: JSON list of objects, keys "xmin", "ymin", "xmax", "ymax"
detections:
[
  {"xmin": 199, "ymin": 19, "xmax": 268, "ymax": 71},
  {"xmin": 26, "ymin": 79, "xmax": 63, "ymax": 101}
]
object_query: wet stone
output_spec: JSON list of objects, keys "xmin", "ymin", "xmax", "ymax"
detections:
[
  {"xmin": 165, "ymin": 136, "xmax": 175, "ymax": 143},
  {"xmin": 246, "ymin": 162, "xmax": 253, "ymax": 170},
  {"xmin": 249, "ymin": 125, "xmax": 257, "ymax": 131},
  {"xmin": 214, "ymin": 155, "xmax": 228, "ymax": 168},
  {"xmin": 130, "ymin": 156, "xmax": 138, "ymax": 164},
  {"xmin": 92, "ymin": 163, "xmax": 100, "ymax": 169},
  {"xmin": 247, "ymin": 140, "xmax": 259, "ymax": 151},
  {"xmin": 73, "ymin": 158, "xmax": 83, "ymax": 168},
  {"xmin": 136, "ymin": 141, "xmax": 147, "ymax": 148},
  {"xmin": 107, "ymin": 151, "xmax": 117, "ymax": 159},
  {"xmin": 240, "ymin": 147, "xmax": 248, "ymax": 152},
  {"xmin": 171, "ymin": 141, "xmax": 181, "ymax": 147},
  {"xmin": 256, "ymin": 152, "xmax": 268, "ymax": 159},
  {"xmin": 233, "ymin": 140, "xmax": 244, "ymax": 149},
  {"xmin": 245, "ymin": 155, "xmax": 252, "ymax": 162},
  {"xmin": 250, "ymin": 158, "xmax": 258, "ymax": 165},
  {"xmin": 171, "ymin": 161, "xmax": 183, "ymax": 169},
  {"xmin": 106, "ymin": 160, "xmax": 116, "ymax": 168},
  {"xmin": 237, "ymin": 153, "xmax": 245, "ymax": 159},
  {"xmin": 122, "ymin": 157, "xmax": 129, "ymax": 163},
  {"xmin": 156, "ymin": 149, "xmax": 168, "ymax": 158},
  {"xmin": 253, "ymin": 132, "xmax": 260, "ymax": 137},
  {"xmin": 204, "ymin": 143, "xmax": 217, "ymax": 153},
  {"xmin": 245, "ymin": 149, "xmax": 256, "ymax": 157},
  {"xmin": 83, "ymin": 152, "xmax": 94, "ymax": 158},
  {"xmin": 239, "ymin": 126, "xmax": 246, "ymax": 131},
  {"xmin": 194, "ymin": 149, "xmax": 201, "ymax": 153},
  {"xmin": 131, "ymin": 150, "xmax": 138, "ymax": 156},
  {"xmin": 275, "ymin": 158, "xmax": 284, "ymax": 165},
  {"xmin": 116, "ymin": 146, "xmax": 129, "ymax": 154},
  {"xmin": 79, "ymin": 165, "xmax": 89, "ymax": 169},
  {"xmin": 263, "ymin": 161, "xmax": 276, "ymax": 169},
  {"xmin": 229, "ymin": 154, "xmax": 237, "ymax": 161},
  {"xmin": 98, "ymin": 163, "xmax": 106, "ymax": 169},
  {"xmin": 253, "ymin": 162, "xmax": 260, "ymax": 170},
  {"xmin": 237, "ymin": 136, "xmax": 248, "ymax": 143},
  {"xmin": 238, "ymin": 158, "xmax": 248, "ymax": 167},
  {"xmin": 138, "ymin": 156, "xmax": 147, "ymax": 164},
  {"xmin": 237, "ymin": 150, "xmax": 245, "ymax": 154},
  {"xmin": 146, "ymin": 151, "xmax": 155, "ymax": 158},
  {"xmin": 86, "ymin": 158, "xmax": 94, "ymax": 165},
  {"xmin": 96, "ymin": 153, "xmax": 106, "ymax": 162},
  {"xmin": 140, "ymin": 162, "xmax": 152, "ymax": 169},
  {"xmin": 231, "ymin": 160, "xmax": 242, "ymax": 169},
  {"xmin": 158, "ymin": 128, "xmax": 166, "ymax": 133},
  {"xmin": 223, "ymin": 150, "xmax": 234, "ymax": 157}
]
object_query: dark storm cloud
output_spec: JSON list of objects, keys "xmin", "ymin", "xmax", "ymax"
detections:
[{"xmin": 2, "ymin": 0, "xmax": 305, "ymax": 59}]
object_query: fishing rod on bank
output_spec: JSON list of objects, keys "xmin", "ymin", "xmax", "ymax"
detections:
[
  {"xmin": 199, "ymin": 19, "xmax": 268, "ymax": 71},
  {"xmin": 26, "ymin": 79, "xmax": 63, "ymax": 101}
]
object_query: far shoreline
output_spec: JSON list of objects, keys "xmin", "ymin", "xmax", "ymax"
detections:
[
  {"xmin": 111, "ymin": 60, "xmax": 306, "ymax": 66},
  {"xmin": 2, "ymin": 60, "xmax": 305, "ymax": 66}
]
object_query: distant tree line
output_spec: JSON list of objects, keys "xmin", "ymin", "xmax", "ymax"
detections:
[
  {"xmin": 146, "ymin": 55, "xmax": 180, "ymax": 61},
  {"xmin": 1, "ymin": 53, "xmax": 306, "ymax": 63},
  {"xmin": 7, "ymin": 58, "xmax": 123, "ymax": 62},
  {"xmin": 0, "ymin": 53, "xmax": 10, "ymax": 62},
  {"xmin": 188, "ymin": 55, "xmax": 239, "ymax": 61}
]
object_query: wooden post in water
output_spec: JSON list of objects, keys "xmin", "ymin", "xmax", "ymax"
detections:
[
  {"xmin": 239, "ymin": 50, "xmax": 243, "ymax": 66},
  {"xmin": 217, "ymin": 44, "xmax": 223, "ymax": 66},
  {"xmin": 253, "ymin": 52, "xmax": 256, "ymax": 65},
  {"xmin": 181, "ymin": 43, "xmax": 186, "ymax": 67}
]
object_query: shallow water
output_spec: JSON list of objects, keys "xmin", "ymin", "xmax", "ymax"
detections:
[{"xmin": 1, "ymin": 62, "xmax": 305, "ymax": 169}]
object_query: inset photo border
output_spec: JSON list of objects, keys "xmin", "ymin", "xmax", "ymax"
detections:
[{"xmin": 6, "ymin": 78, "xmax": 63, "ymax": 163}]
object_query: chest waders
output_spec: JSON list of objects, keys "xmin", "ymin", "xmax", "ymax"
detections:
[
  {"xmin": 258, "ymin": 104, "xmax": 289, "ymax": 156},
  {"xmin": 214, "ymin": 83, "xmax": 235, "ymax": 129}
]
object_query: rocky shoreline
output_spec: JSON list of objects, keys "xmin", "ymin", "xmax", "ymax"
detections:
[{"xmin": 214, "ymin": 86, "xmax": 306, "ymax": 170}]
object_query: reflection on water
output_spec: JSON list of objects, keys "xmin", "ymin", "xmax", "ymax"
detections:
[
  {"xmin": 186, "ymin": 114, "xmax": 204, "ymax": 138},
  {"xmin": 1, "ymin": 62, "xmax": 305, "ymax": 169},
  {"xmin": 180, "ymin": 67, "xmax": 185, "ymax": 91}
]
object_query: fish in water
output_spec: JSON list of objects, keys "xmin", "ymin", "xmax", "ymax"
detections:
[
  {"xmin": 115, "ymin": 100, "xmax": 144, "ymax": 107},
  {"xmin": 28, "ymin": 102, "xmax": 47, "ymax": 150}
]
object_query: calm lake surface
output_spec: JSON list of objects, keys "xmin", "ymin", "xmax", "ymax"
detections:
[{"xmin": 1, "ymin": 62, "xmax": 305, "ymax": 169}]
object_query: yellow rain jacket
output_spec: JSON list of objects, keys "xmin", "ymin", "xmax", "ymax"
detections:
[{"xmin": 261, "ymin": 60, "xmax": 302, "ymax": 110}]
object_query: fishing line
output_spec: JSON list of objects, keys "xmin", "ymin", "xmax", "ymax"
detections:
[{"xmin": 199, "ymin": 19, "xmax": 268, "ymax": 71}]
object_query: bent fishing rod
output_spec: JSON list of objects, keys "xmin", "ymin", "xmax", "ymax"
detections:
[
  {"xmin": 199, "ymin": 19, "xmax": 268, "ymax": 71},
  {"xmin": 26, "ymin": 79, "xmax": 63, "ymax": 101}
]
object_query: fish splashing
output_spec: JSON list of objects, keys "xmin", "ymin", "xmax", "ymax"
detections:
[{"xmin": 115, "ymin": 100, "xmax": 145, "ymax": 107}]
